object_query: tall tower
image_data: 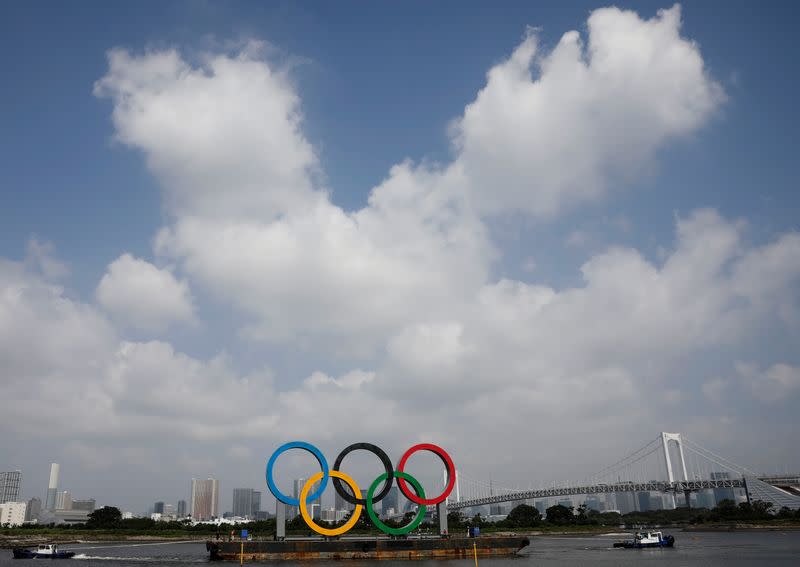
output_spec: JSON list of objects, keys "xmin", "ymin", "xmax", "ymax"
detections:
[
  {"xmin": 45, "ymin": 464, "xmax": 60, "ymax": 510},
  {"xmin": 232, "ymin": 488, "xmax": 254, "ymax": 519},
  {"xmin": 190, "ymin": 478, "xmax": 219, "ymax": 520},
  {"xmin": 0, "ymin": 471, "xmax": 22, "ymax": 503},
  {"xmin": 660, "ymin": 432, "xmax": 688, "ymax": 482}
]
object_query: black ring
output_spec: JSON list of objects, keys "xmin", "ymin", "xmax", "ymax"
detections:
[{"xmin": 332, "ymin": 442, "xmax": 394, "ymax": 506}]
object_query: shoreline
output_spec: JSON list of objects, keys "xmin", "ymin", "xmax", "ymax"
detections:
[{"xmin": 4, "ymin": 523, "xmax": 800, "ymax": 548}]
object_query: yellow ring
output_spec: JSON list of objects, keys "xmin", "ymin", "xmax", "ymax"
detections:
[{"xmin": 299, "ymin": 470, "xmax": 363, "ymax": 536}]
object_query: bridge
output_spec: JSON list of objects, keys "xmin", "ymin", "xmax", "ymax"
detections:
[{"xmin": 447, "ymin": 432, "xmax": 800, "ymax": 512}]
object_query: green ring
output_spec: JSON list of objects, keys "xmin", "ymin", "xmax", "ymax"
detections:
[{"xmin": 366, "ymin": 471, "xmax": 426, "ymax": 536}]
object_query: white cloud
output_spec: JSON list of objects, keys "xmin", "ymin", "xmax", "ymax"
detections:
[
  {"xmin": 93, "ymin": 5, "xmax": 724, "ymax": 355},
  {"xmin": 452, "ymin": 4, "xmax": 724, "ymax": 217},
  {"xmin": 96, "ymin": 253, "xmax": 195, "ymax": 333},
  {"xmin": 93, "ymin": 43, "xmax": 318, "ymax": 222}
]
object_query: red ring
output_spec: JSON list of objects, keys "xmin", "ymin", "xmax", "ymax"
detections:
[{"xmin": 396, "ymin": 443, "xmax": 455, "ymax": 505}]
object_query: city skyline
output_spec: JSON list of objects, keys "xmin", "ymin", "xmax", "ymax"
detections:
[
  {"xmin": 0, "ymin": 454, "xmax": 773, "ymax": 525},
  {"xmin": 1, "ymin": 0, "xmax": 799, "ymax": 513}
]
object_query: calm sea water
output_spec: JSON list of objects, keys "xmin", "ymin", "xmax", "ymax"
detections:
[{"xmin": 3, "ymin": 532, "xmax": 799, "ymax": 566}]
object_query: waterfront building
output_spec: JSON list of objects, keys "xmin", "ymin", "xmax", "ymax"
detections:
[
  {"xmin": 233, "ymin": 488, "xmax": 258, "ymax": 519},
  {"xmin": 381, "ymin": 486, "xmax": 398, "ymax": 515},
  {"xmin": 615, "ymin": 491, "xmax": 637, "ymax": 514},
  {"xmin": 290, "ymin": 478, "xmax": 305, "ymax": 520},
  {"xmin": 557, "ymin": 498, "xmax": 573, "ymax": 510},
  {"xmin": 0, "ymin": 471, "xmax": 22, "ymax": 503},
  {"xmin": 190, "ymin": 478, "xmax": 219, "ymax": 520},
  {"xmin": 55, "ymin": 491, "xmax": 72, "ymax": 510},
  {"xmin": 710, "ymin": 472, "xmax": 736, "ymax": 503},
  {"xmin": 38, "ymin": 509, "xmax": 90, "ymax": 526},
  {"xmin": 177, "ymin": 500, "xmax": 187, "ymax": 517},
  {"xmin": 154, "ymin": 501, "xmax": 165, "ymax": 514},
  {"xmin": 252, "ymin": 491, "xmax": 261, "ymax": 518},
  {"xmin": 695, "ymin": 489, "xmax": 715, "ymax": 509},
  {"xmin": 72, "ymin": 499, "xmax": 96, "ymax": 512},
  {"xmin": 45, "ymin": 464, "xmax": 60, "ymax": 510},
  {"xmin": 25, "ymin": 497, "xmax": 42, "ymax": 522},
  {"xmin": 0, "ymin": 501, "xmax": 27, "ymax": 526},
  {"xmin": 635, "ymin": 491, "xmax": 650, "ymax": 512}
]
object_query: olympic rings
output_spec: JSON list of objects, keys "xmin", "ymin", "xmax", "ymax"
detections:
[
  {"xmin": 366, "ymin": 471, "xmax": 426, "ymax": 536},
  {"xmin": 265, "ymin": 441, "xmax": 455, "ymax": 536},
  {"xmin": 396, "ymin": 443, "xmax": 456, "ymax": 506},
  {"xmin": 266, "ymin": 441, "xmax": 329, "ymax": 506},
  {"xmin": 300, "ymin": 471, "xmax": 362, "ymax": 536},
  {"xmin": 333, "ymin": 443, "xmax": 394, "ymax": 506}
]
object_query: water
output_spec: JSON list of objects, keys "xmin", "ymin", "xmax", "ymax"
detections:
[{"xmin": 3, "ymin": 532, "xmax": 799, "ymax": 566}]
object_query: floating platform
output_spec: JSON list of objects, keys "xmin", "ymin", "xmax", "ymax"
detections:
[{"xmin": 206, "ymin": 536, "xmax": 530, "ymax": 561}]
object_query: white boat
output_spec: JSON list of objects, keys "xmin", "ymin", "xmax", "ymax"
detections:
[
  {"xmin": 12, "ymin": 544, "xmax": 76, "ymax": 559},
  {"xmin": 613, "ymin": 531, "xmax": 675, "ymax": 549}
]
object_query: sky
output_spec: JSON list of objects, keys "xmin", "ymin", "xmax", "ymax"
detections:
[{"xmin": 1, "ymin": 0, "xmax": 799, "ymax": 515}]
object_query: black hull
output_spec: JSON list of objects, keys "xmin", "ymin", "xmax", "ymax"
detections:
[
  {"xmin": 207, "ymin": 536, "xmax": 530, "ymax": 561},
  {"xmin": 12, "ymin": 549, "xmax": 75, "ymax": 559}
]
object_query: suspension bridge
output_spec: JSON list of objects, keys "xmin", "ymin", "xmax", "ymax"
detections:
[{"xmin": 447, "ymin": 432, "xmax": 800, "ymax": 511}]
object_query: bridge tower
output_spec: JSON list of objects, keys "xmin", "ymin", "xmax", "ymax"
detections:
[{"xmin": 662, "ymin": 432, "xmax": 690, "ymax": 507}]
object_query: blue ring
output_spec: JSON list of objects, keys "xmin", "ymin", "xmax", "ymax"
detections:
[{"xmin": 266, "ymin": 441, "xmax": 329, "ymax": 506}]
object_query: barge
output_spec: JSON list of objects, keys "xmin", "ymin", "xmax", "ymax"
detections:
[{"xmin": 206, "ymin": 536, "xmax": 530, "ymax": 561}]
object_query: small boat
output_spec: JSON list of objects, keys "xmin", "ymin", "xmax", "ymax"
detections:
[
  {"xmin": 613, "ymin": 531, "xmax": 675, "ymax": 549},
  {"xmin": 12, "ymin": 544, "xmax": 76, "ymax": 559}
]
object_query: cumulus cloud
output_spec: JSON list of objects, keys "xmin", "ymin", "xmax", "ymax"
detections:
[
  {"xmin": 452, "ymin": 4, "xmax": 724, "ymax": 216},
  {"xmin": 93, "ymin": 4, "xmax": 725, "ymax": 355},
  {"xmin": 93, "ymin": 43, "xmax": 318, "ymax": 221},
  {"xmin": 96, "ymin": 253, "xmax": 196, "ymax": 333},
  {"xmin": 2, "ymin": 210, "xmax": 800, "ymax": 504}
]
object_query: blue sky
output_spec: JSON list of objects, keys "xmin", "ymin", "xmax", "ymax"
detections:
[
  {"xmin": 3, "ymin": 1, "xmax": 798, "ymax": 274},
  {"xmin": 1, "ymin": 1, "xmax": 799, "ymax": 513}
]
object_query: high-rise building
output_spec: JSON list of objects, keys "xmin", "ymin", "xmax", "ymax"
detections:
[
  {"xmin": 290, "ymin": 478, "xmax": 306, "ymax": 520},
  {"xmin": 615, "ymin": 491, "xmax": 636, "ymax": 514},
  {"xmin": 636, "ymin": 491, "xmax": 650, "ymax": 512},
  {"xmin": 0, "ymin": 471, "xmax": 22, "ymax": 503},
  {"xmin": 0, "ymin": 501, "xmax": 27, "ymax": 526},
  {"xmin": 177, "ymin": 500, "xmax": 187, "ymax": 517},
  {"xmin": 695, "ymin": 489, "xmax": 715, "ymax": 509},
  {"xmin": 379, "ymin": 486, "xmax": 397, "ymax": 516},
  {"xmin": 154, "ymin": 501, "xmax": 165, "ymax": 514},
  {"xmin": 252, "ymin": 491, "xmax": 261, "ymax": 518},
  {"xmin": 45, "ymin": 464, "xmax": 60, "ymax": 510},
  {"xmin": 233, "ymin": 488, "xmax": 258, "ymax": 519},
  {"xmin": 25, "ymin": 497, "xmax": 42, "ymax": 522},
  {"xmin": 711, "ymin": 472, "xmax": 736, "ymax": 504},
  {"xmin": 72, "ymin": 499, "xmax": 96, "ymax": 513},
  {"xmin": 55, "ymin": 491, "xmax": 72, "ymax": 511},
  {"xmin": 291, "ymin": 478, "xmax": 320, "ymax": 519},
  {"xmin": 190, "ymin": 478, "xmax": 219, "ymax": 520}
]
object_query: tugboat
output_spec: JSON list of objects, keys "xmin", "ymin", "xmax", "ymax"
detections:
[
  {"xmin": 12, "ymin": 544, "xmax": 76, "ymax": 559},
  {"xmin": 613, "ymin": 531, "xmax": 675, "ymax": 549}
]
